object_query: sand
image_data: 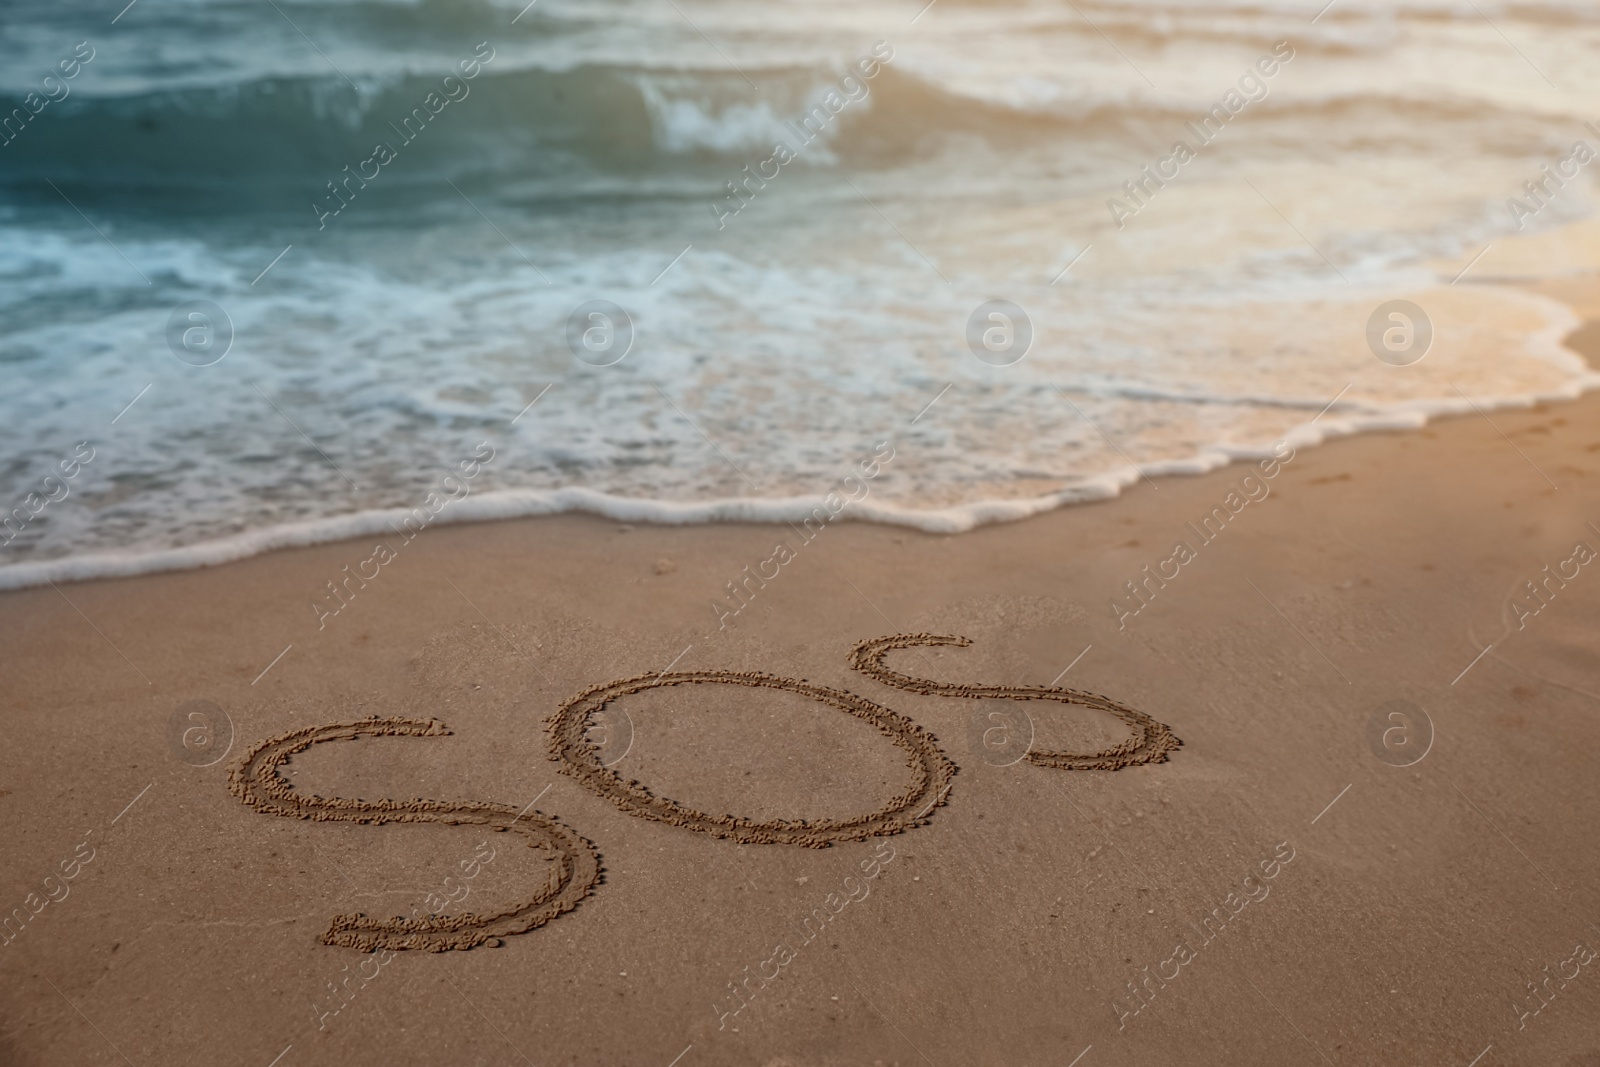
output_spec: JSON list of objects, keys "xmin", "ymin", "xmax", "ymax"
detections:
[{"xmin": 5, "ymin": 299, "xmax": 1600, "ymax": 1065}]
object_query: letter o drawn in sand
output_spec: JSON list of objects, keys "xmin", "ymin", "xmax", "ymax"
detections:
[
  {"xmin": 548, "ymin": 671, "xmax": 957, "ymax": 848},
  {"xmin": 849, "ymin": 633, "xmax": 1181, "ymax": 771},
  {"xmin": 229, "ymin": 717, "xmax": 600, "ymax": 952}
]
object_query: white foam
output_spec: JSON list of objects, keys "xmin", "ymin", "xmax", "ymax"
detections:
[{"xmin": 5, "ymin": 366, "xmax": 1597, "ymax": 594}]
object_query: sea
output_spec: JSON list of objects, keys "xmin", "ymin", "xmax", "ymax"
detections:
[{"xmin": 3, "ymin": 0, "xmax": 1600, "ymax": 588}]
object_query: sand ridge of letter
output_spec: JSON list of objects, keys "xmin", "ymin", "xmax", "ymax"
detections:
[
  {"xmin": 229, "ymin": 716, "xmax": 601, "ymax": 952},
  {"xmin": 547, "ymin": 670, "xmax": 958, "ymax": 847},
  {"xmin": 848, "ymin": 633, "xmax": 1182, "ymax": 770}
]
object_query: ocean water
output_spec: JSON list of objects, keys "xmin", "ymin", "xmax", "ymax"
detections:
[{"xmin": 4, "ymin": 0, "xmax": 1600, "ymax": 587}]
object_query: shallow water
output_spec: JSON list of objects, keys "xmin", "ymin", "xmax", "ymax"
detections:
[{"xmin": 3, "ymin": 0, "xmax": 1600, "ymax": 586}]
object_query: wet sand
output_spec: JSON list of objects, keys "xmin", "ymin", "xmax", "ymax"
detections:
[{"xmin": 4, "ymin": 298, "xmax": 1600, "ymax": 1065}]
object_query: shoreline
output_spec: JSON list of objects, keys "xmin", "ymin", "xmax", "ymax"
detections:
[{"xmin": 4, "ymin": 292, "xmax": 1598, "ymax": 594}]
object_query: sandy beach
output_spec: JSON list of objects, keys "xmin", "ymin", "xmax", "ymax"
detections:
[
  {"xmin": 9, "ymin": 1, "xmax": 1600, "ymax": 1062},
  {"xmin": 2, "ymin": 285, "xmax": 1598, "ymax": 1066}
]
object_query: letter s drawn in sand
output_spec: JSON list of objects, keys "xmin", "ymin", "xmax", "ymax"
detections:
[
  {"xmin": 229, "ymin": 717, "xmax": 600, "ymax": 952},
  {"xmin": 848, "ymin": 633, "xmax": 1181, "ymax": 770}
]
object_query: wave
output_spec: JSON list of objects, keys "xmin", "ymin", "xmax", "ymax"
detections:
[
  {"xmin": 2, "ymin": 55, "xmax": 1576, "ymax": 206},
  {"xmin": 1, "ymin": 63, "xmax": 652, "ymax": 194},
  {"xmin": 5, "ymin": 365, "xmax": 1597, "ymax": 594},
  {"xmin": 0, "ymin": 62, "xmax": 919, "ymax": 200}
]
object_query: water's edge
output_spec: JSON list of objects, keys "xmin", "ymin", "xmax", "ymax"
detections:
[{"xmin": 5, "ymin": 359, "xmax": 1597, "ymax": 593}]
